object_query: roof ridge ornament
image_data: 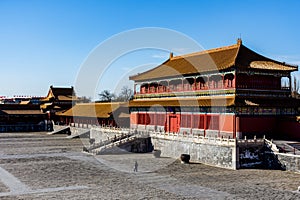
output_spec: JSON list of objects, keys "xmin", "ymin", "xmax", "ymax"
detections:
[{"xmin": 237, "ymin": 38, "xmax": 242, "ymax": 45}]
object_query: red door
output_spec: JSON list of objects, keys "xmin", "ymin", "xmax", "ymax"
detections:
[{"xmin": 165, "ymin": 115, "xmax": 179, "ymax": 133}]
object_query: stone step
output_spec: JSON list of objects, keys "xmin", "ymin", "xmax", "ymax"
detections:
[{"xmin": 48, "ymin": 126, "xmax": 70, "ymax": 135}]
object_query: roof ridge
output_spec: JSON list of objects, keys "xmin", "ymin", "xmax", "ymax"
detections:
[
  {"xmin": 236, "ymin": 44, "xmax": 298, "ymax": 69},
  {"xmin": 76, "ymin": 102, "xmax": 126, "ymax": 105},
  {"xmin": 129, "ymin": 40, "xmax": 298, "ymax": 82},
  {"xmin": 170, "ymin": 43, "xmax": 239, "ymax": 60},
  {"xmin": 129, "ymin": 58, "xmax": 170, "ymax": 80},
  {"xmin": 129, "ymin": 43, "xmax": 239, "ymax": 81},
  {"xmin": 233, "ymin": 41, "xmax": 243, "ymax": 66}
]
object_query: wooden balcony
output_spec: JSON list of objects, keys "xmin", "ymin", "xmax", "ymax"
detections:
[{"xmin": 134, "ymin": 88, "xmax": 236, "ymax": 99}]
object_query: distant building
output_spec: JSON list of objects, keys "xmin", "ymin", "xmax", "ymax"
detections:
[
  {"xmin": 0, "ymin": 104, "xmax": 51, "ymax": 132},
  {"xmin": 129, "ymin": 39, "xmax": 300, "ymax": 140},
  {"xmin": 40, "ymin": 86, "xmax": 78, "ymax": 120},
  {"xmin": 56, "ymin": 102, "xmax": 130, "ymax": 128},
  {"xmin": 0, "ymin": 96, "xmax": 44, "ymax": 105}
]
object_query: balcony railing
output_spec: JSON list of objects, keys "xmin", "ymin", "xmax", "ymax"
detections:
[
  {"xmin": 134, "ymin": 88, "xmax": 236, "ymax": 99},
  {"xmin": 139, "ymin": 84, "xmax": 234, "ymax": 95}
]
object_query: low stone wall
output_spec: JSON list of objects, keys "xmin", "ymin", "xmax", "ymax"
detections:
[
  {"xmin": 98, "ymin": 137, "xmax": 153, "ymax": 154},
  {"xmin": 205, "ymin": 130, "xmax": 219, "ymax": 137},
  {"xmin": 131, "ymin": 124, "xmax": 165, "ymax": 132},
  {"xmin": 90, "ymin": 127, "xmax": 130, "ymax": 143},
  {"xmin": 190, "ymin": 129, "xmax": 205, "ymax": 136},
  {"xmin": 179, "ymin": 127, "xmax": 192, "ymax": 134},
  {"xmin": 275, "ymin": 153, "xmax": 300, "ymax": 172},
  {"xmin": 90, "ymin": 128, "xmax": 106, "ymax": 143},
  {"xmin": 150, "ymin": 133, "xmax": 237, "ymax": 169}
]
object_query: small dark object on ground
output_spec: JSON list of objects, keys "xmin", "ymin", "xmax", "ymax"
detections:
[
  {"xmin": 89, "ymin": 138, "xmax": 95, "ymax": 145},
  {"xmin": 83, "ymin": 146, "xmax": 88, "ymax": 152},
  {"xmin": 180, "ymin": 154, "xmax": 190, "ymax": 164},
  {"xmin": 153, "ymin": 149, "xmax": 161, "ymax": 158}
]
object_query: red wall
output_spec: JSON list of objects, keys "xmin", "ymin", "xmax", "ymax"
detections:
[
  {"xmin": 219, "ymin": 114, "xmax": 234, "ymax": 132},
  {"xmin": 277, "ymin": 119, "xmax": 300, "ymax": 140},
  {"xmin": 131, "ymin": 112, "xmax": 236, "ymax": 137},
  {"xmin": 238, "ymin": 116, "xmax": 300, "ymax": 140},
  {"xmin": 237, "ymin": 116, "xmax": 277, "ymax": 138},
  {"xmin": 130, "ymin": 113, "xmax": 138, "ymax": 124},
  {"xmin": 238, "ymin": 116, "xmax": 277, "ymax": 132},
  {"xmin": 131, "ymin": 112, "xmax": 300, "ymax": 140}
]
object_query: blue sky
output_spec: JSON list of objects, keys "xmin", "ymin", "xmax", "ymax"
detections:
[{"xmin": 0, "ymin": 0, "xmax": 300, "ymax": 98}]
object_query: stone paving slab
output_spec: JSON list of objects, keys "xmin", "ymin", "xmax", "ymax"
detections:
[{"xmin": 0, "ymin": 132, "xmax": 300, "ymax": 199}]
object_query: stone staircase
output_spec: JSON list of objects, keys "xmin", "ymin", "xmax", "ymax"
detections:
[
  {"xmin": 86, "ymin": 129, "xmax": 152, "ymax": 154},
  {"xmin": 289, "ymin": 143, "xmax": 300, "ymax": 151},
  {"xmin": 66, "ymin": 127, "xmax": 90, "ymax": 139},
  {"xmin": 86, "ymin": 132, "xmax": 138, "ymax": 154},
  {"xmin": 48, "ymin": 125, "xmax": 71, "ymax": 135},
  {"xmin": 271, "ymin": 140, "xmax": 300, "ymax": 155}
]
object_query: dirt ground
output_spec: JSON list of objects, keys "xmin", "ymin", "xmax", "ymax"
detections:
[{"xmin": 0, "ymin": 132, "xmax": 300, "ymax": 199}]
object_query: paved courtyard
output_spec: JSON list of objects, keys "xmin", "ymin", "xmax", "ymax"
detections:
[{"xmin": 0, "ymin": 132, "xmax": 300, "ymax": 199}]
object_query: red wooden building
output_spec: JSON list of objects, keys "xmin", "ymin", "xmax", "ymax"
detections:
[{"xmin": 129, "ymin": 39, "xmax": 300, "ymax": 140}]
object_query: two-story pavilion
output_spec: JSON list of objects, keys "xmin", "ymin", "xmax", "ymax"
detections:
[
  {"xmin": 40, "ymin": 86, "xmax": 78, "ymax": 121},
  {"xmin": 129, "ymin": 39, "xmax": 300, "ymax": 139}
]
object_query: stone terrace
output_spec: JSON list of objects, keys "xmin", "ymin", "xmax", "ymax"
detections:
[{"xmin": 0, "ymin": 132, "xmax": 300, "ymax": 199}]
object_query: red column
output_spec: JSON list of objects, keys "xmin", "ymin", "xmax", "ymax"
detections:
[
  {"xmin": 233, "ymin": 115, "xmax": 236, "ymax": 139},
  {"xmin": 190, "ymin": 113, "xmax": 193, "ymax": 134},
  {"xmin": 218, "ymin": 114, "xmax": 221, "ymax": 137},
  {"xmin": 166, "ymin": 114, "xmax": 169, "ymax": 132},
  {"xmin": 207, "ymin": 76, "xmax": 210, "ymax": 89},
  {"xmin": 177, "ymin": 114, "xmax": 180, "ymax": 133},
  {"xmin": 222, "ymin": 74, "xmax": 225, "ymax": 89},
  {"xmin": 203, "ymin": 114, "xmax": 207, "ymax": 137},
  {"xmin": 234, "ymin": 115, "xmax": 240, "ymax": 139},
  {"xmin": 232, "ymin": 75, "xmax": 236, "ymax": 88},
  {"xmin": 154, "ymin": 112, "xmax": 157, "ymax": 127}
]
